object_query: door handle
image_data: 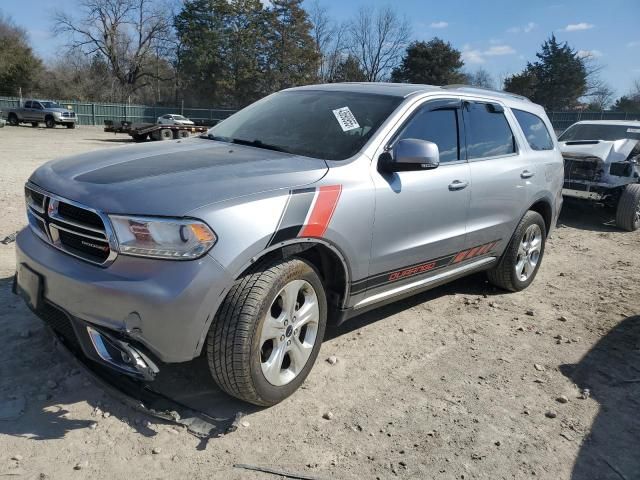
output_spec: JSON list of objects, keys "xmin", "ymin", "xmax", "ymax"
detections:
[
  {"xmin": 521, "ymin": 170, "xmax": 535, "ymax": 179},
  {"xmin": 448, "ymin": 180, "xmax": 469, "ymax": 191}
]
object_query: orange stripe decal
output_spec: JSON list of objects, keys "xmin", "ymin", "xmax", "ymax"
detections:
[
  {"xmin": 464, "ymin": 246, "xmax": 482, "ymax": 260},
  {"xmin": 453, "ymin": 250, "xmax": 469, "ymax": 263},
  {"xmin": 298, "ymin": 185, "xmax": 342, "ymax": 238}
]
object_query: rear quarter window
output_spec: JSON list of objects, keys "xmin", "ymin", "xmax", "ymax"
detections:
[
  {"xmin": 464, "ymin": 102, "xmax": 516, "ymax": 159},
  {"xmin": 513, "ymin": 109, "xmax": 554, "ymax": 151}
]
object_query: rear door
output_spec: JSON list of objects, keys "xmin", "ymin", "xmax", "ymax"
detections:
[
  {"xmin": 362, "ymin": 98, "xmax": 471, "ymax": 299},
  {"xmin": 463, "ymin": 100, "xmax": 533, "ymax": 251}
]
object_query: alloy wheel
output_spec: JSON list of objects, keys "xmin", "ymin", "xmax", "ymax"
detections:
[
  {"xmin": 259, "ymin": 279, "xmax": 320, "ymax": 386},
  {"xmin": 515, "ymin": 224, "xmax": 542, "ymax": 282}
]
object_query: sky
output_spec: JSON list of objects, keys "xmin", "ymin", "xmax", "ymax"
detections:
[{"xmin": 1, "ymin": 0, "xmax": 638, "ymax": 98}]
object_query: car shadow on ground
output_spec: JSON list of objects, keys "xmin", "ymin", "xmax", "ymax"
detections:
[
  {"xmin": 326, "ymin": 272, "xmax": 499, "ymax": 340},
  {"xmin": 557, "ymin": 198, "xmax": 620, "ymax": 233},
  {"xmin": 560, "ymin": 315, "xmax": 640, "ymax": 480},
  {"xmin": 0, "ymin": 274, "xmax": 245, "ymax": 446}
]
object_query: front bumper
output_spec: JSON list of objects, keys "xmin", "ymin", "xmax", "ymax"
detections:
[{"xmin": 15, "ymin": 227, "xmax": 232, "ymax": 364}]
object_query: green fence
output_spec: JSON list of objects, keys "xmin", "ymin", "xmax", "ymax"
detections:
[
  {"xmin": 0, "ymin": 96, "xmax": 237, "ymax": 126},
  {"xmin": 1, "ymin": 95, "xmax": 639, "ymax": 130}
]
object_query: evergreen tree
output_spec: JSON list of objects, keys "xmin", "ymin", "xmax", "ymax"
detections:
[
  {"xmin": 391, "ymin": 39, "xmax": 465, "ymax": 85},
  {"xmin": 266, "ymin": 0, "xmax": 320, "ymax": 90},
  {"xmin": 504, "ymin": 35, "xmax": 587, "ymax": 110},
  {"xmin": 174, "ymin": 0, "xmax": 231, "ymax": 105},
  {"xmin": 0, "ymin": 14, "xmax": 43, "ymax": 96},
  {"xmin": 330, "ymin": 55, "xmax": 366, "ymax": 82}
]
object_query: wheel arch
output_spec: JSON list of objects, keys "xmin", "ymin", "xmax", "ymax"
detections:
[
  {"xmin": 528, "ymin": 198, "xmax": 553, "ymax": 236},
  {"xmin": 231, "ymin": 238, "xmax": 352, "ymax": 313}
]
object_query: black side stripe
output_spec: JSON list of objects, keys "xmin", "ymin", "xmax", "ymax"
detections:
[
  {"xmin": 267, "ymin": 188, "xmax": 316, "ymax": 247},
  {"xmin": 350, "ymin": 240, "xmax": 500, "ymax": 295}
]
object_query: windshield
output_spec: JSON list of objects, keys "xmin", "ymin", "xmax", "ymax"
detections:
[
  {"xmin": 173, "ymin": 115, "xmax": 187, "ymax": 120},
  {"xmin": 559, "ymin": 124, "xmax": 640, "ymax": 142},
  {"xmin": 40, "ymin": 102, "xmax": 62, "ymax": 109},
  {"xmin": 207, "ymin": 90, "xmax": 402, "ymax": 160}
]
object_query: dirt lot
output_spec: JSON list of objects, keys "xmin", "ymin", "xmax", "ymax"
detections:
[{"xmin": 0, "ymin": 126, "xmax": 639, "ymax": 480}]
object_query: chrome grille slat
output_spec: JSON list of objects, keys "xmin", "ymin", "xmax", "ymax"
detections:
[
  {"xmin": 24, "ymin": 184, "xmax": 117, "ymax": 266},
  {"xmin": 49, "ymin": 223, "xmax": 110, "ymax": 243},
  {"xmin": 49, "ymin": 212, "xmax": 108, "ymax": 235}
]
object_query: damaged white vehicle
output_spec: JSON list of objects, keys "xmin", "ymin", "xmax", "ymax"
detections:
[{"xmin": 559, "ymin": 120, "xmax": 640, "ymax": 231}]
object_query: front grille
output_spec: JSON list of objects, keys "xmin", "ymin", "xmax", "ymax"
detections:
[
  {"xmin": 563, "ymin": 156, "xmax": 603, "ymax": 182},
  {"xmin": 61, "ymin": 111, "xmax": 76, "ymax": 118},
  {"xmin": 38, "ymin": 302, "xmax": 81, "ymax": 351},
  {"xmin": 58, "ymin": 202, "xmax": 104, "ymax": 228},
  {"xmin": 25, "ymin": 184, "xmax": 116, "ymax": 266}
]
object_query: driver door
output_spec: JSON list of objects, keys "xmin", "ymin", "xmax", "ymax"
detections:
[{"xmin": 361, "ymin": 99, "xmax": 471, "ymax": 300}]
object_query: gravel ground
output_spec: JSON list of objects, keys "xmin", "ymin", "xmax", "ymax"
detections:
[{"xmin": 0, "ymin": 126, "xmax": 639, "ymax": 480}]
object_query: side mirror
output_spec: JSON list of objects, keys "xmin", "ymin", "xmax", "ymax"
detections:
[{"xmin": 380, "ymin": 138, "xmax": 440, "ymax": 172}]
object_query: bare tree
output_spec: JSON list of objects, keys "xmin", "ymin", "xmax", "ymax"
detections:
[
  {"xmin": 465, "ymin": 68, "xmax": 495, "ymax": 89},
  {"xmin": 308, "ymin": 0, "xmax": 347, "ymax": 83},
  {"xmin": 580, "ymin": 53, "xmax": 613, "ymax": 109},
  {"xmin": 54, "ymin": 0, "xmax": 172, "ymax": 101},
  {"xmin": 347, "ymin": 6, "xmax": 410, "ymax": 82}
]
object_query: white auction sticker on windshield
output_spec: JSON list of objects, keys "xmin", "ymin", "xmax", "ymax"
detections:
[
  {"xmin": 332, "ymin": 106, "xmax": 360, "ymax": 132},
  {"xmin": 627, "ymin": 128, "xmax": 640, "ymax": 133}
]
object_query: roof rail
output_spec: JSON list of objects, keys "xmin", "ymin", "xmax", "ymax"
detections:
[{"xmin": 442, "ymin": 84, "xmax": 530, "ymax": 102}]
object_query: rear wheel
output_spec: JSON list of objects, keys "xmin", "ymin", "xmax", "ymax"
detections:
[
  {"xmin": 615, "ymin": 184, "xmax": 640, "ymax": 231},
  {"xmin": 207, "ymin": 258, "xmax": 327, "ymax": 406},
  {"xmin": 174, "ymin": 130, "xmax": 190, "ymax": 139},
  {"xmin": 45, "ymin": 116, "xmax": 55, "ymax": 128},
  {"xmin": 8, "ymin": 114, "xmax": 19, "ymax": 126},
  {"xmin": 487, "ymin": 211, "xmax": 546, "ymax": 292},
  {"xmin": 31, "ymin": 122, "xmax": 38, "ymax": 127}
]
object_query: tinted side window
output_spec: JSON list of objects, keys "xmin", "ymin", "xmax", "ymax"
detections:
[
  {"xmin": 513, "ymin": 109, "xmax": 554, "ymax": 151},
  {"xmin": 397, "ymin": 109, "xmax": 459, "ymax": 163},
  {"xmin": 464, "ymin": 102, "xmax": 515, "ymax": 159},
  {"xmin": 24, "ymin": 101, "xmax": 32, "ymax": 108}
]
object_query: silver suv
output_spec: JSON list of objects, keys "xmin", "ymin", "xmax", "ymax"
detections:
[{"xmin": 14, "ymin": 83, "xmax": 563, "ymax": 406}]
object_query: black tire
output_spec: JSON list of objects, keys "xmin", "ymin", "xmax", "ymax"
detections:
[
  {"xmin": 132, "ymin": 133, "xmax": 147, "ymax": 142},
  {"xmin": 66, "ymin": 123, "xmax": 75, "ymax": 129},
  {"xmin": 8, "ymin": 114, "xmax": 19, "ymax": 126},
  {"xmin": 615, "ymin": 184, "xmax": 640, "ymax": 231},
  {"xmin": 45, "ymin": 116, "xmax": 55, "ymax": 128},
  {"xmin": 207, "ymin": 257, "xmax": 327, "ymax": 406},
  {"xmin": 31, "ymin": 122, "xmax": 38, "ymax": 128},
  {"xmin": 487, "ymin": 211, "xmax": 547, "ymax": 292},
  {"xmin": 160, "ymin": 128, "xmax": 172, "ymax": 140},
  {"xmin": 175, "ymin": 130, "xmax": 190, "ymax": 139}
]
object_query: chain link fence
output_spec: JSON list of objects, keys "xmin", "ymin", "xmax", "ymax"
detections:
[{"xmin": 0, "ymin": 96, "xmax": 236, "ymax": 127}]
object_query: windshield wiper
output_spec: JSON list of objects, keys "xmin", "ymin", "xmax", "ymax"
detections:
[
  {"xmin": 203, "ymin": 135, "xmax": 291, "ymax": 154},
  {"xmin": 229, "ymin": 138, "xmax": 291, "ymax": 153}
]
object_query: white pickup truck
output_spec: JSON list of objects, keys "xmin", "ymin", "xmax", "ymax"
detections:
[{"xmin": 6, "ymin": 99, "xmax": 77, "ymax": 129}]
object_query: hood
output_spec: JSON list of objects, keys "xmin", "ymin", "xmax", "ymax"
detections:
[
  {"xmin": 29, "ymin": 138, "xmax": 328, "ymax": 216},
  {"xmin": 560, "ymin": 138, "xmax": 640, "ymax": 163}
]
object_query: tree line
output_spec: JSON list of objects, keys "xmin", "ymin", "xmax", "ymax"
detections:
[{"xmin": 1, "ymin": 0, "xmax": 638, "ymax": 112}]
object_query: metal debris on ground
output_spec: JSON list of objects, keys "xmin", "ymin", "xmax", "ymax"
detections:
[
  {"xmin": 1, "ymin": 232, "xmax": 17, "ymax": 245},
  {"xmin": 233, "ymin": 464, "xmax": 327, "ymax": 480}
]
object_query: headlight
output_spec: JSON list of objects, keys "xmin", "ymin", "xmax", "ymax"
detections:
[{"xmin": 109, "ymin": 215, "xmax": 216, "ymax": 260}]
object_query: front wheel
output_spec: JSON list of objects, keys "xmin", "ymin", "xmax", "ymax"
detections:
[
  {"xmin": 66, "ymin": 123, "xmax": 75, "ymax": 129},
  {"xmin": 207, "ymin": 258, "xmax": 327, "ymax": 406},
  {"xmin": 487, "ymin": 211, "xmax": 546, "ymax": 292},
  {"xmin": 45, "ymin": 116, "xmax": 55, "ymax": 128},
  {"xmin": 615, "ymin": 184, "xmax": 640, "ymax": 231}
]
